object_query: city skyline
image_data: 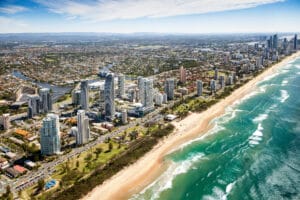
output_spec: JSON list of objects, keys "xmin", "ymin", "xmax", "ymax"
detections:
[{"xmin": 0, "ymin": 0, "xmax": 299, "ymax": 33}]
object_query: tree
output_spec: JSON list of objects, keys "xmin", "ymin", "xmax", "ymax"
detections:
[
  {"xmin": 94, "ymin": 147, "xmax": 102, "ymax": 158},
  {"xmin": 108, "ymin": 143, "xmax": 113, "ymax": 152},
  {"xmin": 129, "ymin": 131, "xmax": 138, "ymax": 140},
  {"xmin": 2, "ymin": 185, "xmax": 13, "ymax": 200},
  {"xmin": 37, "ymin": 179, "xmax": 45, "ymax": 191},
  {"xmin": 85, "ymin": 153, "xmax": 93, "ymax": 163}
]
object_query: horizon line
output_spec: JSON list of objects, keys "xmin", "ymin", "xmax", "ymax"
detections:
[{"xmin": 0, "ymin": 31, "xmax": 299, "ymax": 35}]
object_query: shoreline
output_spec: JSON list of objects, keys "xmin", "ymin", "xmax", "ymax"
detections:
[{"xmin": 83, "ymin": 52, "xmax": 300, "ymax": 200}]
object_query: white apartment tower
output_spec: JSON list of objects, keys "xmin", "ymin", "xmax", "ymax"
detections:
[
  {"xmin": 104, "ymin": 73, "xmax": 115, "ymax": 121},
  {"xmin": 76, "ymin": 110, "xmax": 90, "ymax": 145},
  {"xmin": 118, "ymin": 74, "xmax": 125, "ymax": 98}
]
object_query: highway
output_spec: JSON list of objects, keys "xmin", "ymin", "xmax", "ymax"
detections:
[{"xmin": 9, "ymin": 91, "xmax": 196, "ymax": 193}]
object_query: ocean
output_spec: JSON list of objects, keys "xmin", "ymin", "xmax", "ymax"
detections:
[{"xmin": 131, "ymin": 56, "xmax": 300, "ymax": 200}]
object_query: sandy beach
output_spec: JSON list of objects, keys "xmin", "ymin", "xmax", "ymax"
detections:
[{"xmin": 83, "ymin": 51, "xmax": 300, "ymax": 200}]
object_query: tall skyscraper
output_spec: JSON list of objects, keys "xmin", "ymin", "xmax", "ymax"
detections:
[
  {"xmin": 121, "ymin": 109, "xmax": 128, "ymax": 124},
  {"xmin": 137, "ymin": 76, "xmax": 145, "ymax": 102},
  {"xmin": 28, "ymin": 95, "xmax": 41, "ymax": 118},
  {"xmin": 155, "ymin": 93, "xmax": 164, "ymax": 106},
  {"xmin": 40, "ymin": 114, "xmax": 60, "ymax": 155},
  {"xmin": 165, "ymin": 78, "xmax": 175, "ymax": 100},
  {"xmin": 269, "ymin": 35, "xmax": 273, "ymax": 49},
  {"xmin": 141, "ymin": 78, "xmax": 154, "ymax": 109},
  {"xmin": 179, "ymin": 66, "xmax": 187, "ymax": 84},
  {"xmin": 294, "ymin": 34, "xmax": 298, "ymax": 50},
  {"xmin": 76, "ymin": 110, "xmax": 90, "ymax": 145},
  {"xmin": 118, "ymin": 74, "xmax": 125, "ymax": 98},
  {"xmin": 196, "ymin": 80, "xmax": 203, "ymax": 97},
  {"xmin": 39, "ymin": 88, "xmax": 52, "ymax": 113},
  {"xmin": 210, "ymin": 79, "xmax": 216, "ymax": 93},
  {"xmin": 273, "ymin": 34, "xmax": 278, "ymax": 50},
  {"xmin": 214, "ymin": 68, "xmax": 219, "ymax": 80},
  {"xmin": 220, "ymin": 76, "xmax": 225, "ymax": 88},
  {"xmin": 1, "ymin": 114, "xmax": 10, "ymax": 130},
  {"xmin": 104, "ymin": 73, "xmax": 115, "ymax": 121},
  {"xmin": 72, "ymin": 90, "xmax": 81, "ymax": 106},
  {"xmin": 227, "ymin": 75, "xmax": 234, "ymax": 85},
  {"xmin": 80, "ymin": 80, "xmax": 89, "ymax": 110}
]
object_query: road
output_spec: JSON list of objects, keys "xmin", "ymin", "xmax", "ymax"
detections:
[{"xmin": 10, "ymin": 91, "xmax": 195, "ymax": 193}]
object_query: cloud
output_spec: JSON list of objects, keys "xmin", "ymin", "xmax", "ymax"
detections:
[
  {"xmin": 0, "ymin": 17, "xmax": 29, "ymax": 33},
  {"xmin": 36, "ymin": 0, "xmax": 284, "ymax": 21},
  {"xmin": 0, "ymin": 5, "xmax": 28, "ymax": 14}
]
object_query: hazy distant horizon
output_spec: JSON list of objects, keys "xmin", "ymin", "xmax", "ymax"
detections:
[
  {"xmin": 0, "ymin": 0, "xmax": 299, "ymax": 33},
  {"xmin": 0, "ymin": 32, "xmax": 298, "ymax": 35}
]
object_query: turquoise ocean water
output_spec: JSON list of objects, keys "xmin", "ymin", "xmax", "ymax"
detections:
[{"xmin": 131, "ymin": 56, "xmax": 300, "ymax": 200}]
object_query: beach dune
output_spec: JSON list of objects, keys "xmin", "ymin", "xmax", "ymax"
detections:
[{"xmin": 83, "ymin": 52, "xmax": 300, "ymax": 200}]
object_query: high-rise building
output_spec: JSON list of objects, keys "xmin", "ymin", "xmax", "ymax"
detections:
[
  {"xmin": 196, "ymin": 80, "xmax": 203, "ymax": 97},
  {"xmin": 137, "ymin": 76, "xmax": 145, "ymax": 102},
  {"xmin": 80, "ymin": 80, "xmax": 89, "ymax": 110},
  {"xmin": 28, "ymin": 95, "xmax": 41, "ymax": 118},
  {"xmin": 104, "ymin": 73, "xmax": 115, "ymax": 121},
  {"xmin": 162, "ymin": 93, "xmax": 168, "ymax": 104},
  {"xmin": 227, "ymin": 75, "xmax": 234, "ymax": 85},
  {"xmin": 179, "ymin": 66, "xmax": 187, "ymax": 84},
  {"xmin": 72, "ymin": 90, "xmax": 81, "ymax": 106},
  {"xmin": 155, "ymin": 93, "xmax": 164, "ymax": 106},
  {"xmin": 273, "ymin": 34, "xmax": 278, "ymax": 50},
  {"xmin": 39, "ymin": 88, "xmax": 52, "ymax": 113},
  {"xmin": 220, "ymin": 76, "xmax": 225, "ymax": 88},
  {"xmin": 118, "ymin": 74, "xmax": 125, "ymax": 98},
  {"xmin": 141, "ymin": 78, "xmax": 154, "ymax": 109},
  {"xmin": 283, "ymin": 38, "xmax": 288, "ymax": 50},
  {"xmin": 214, "ymin": 68, "xmax": 219, "ymax": 80},
  {"xmin": 121, "ymin": 109, "xmax": 128, "ymax": 124},
  {"xmin": 40, "ymin": 114, "xmax": 60, "ymax": 155},
  {"xmin": 128, "ymin": 89, "xmax": 136, "ymax": 102},
  {"xmin": 267, "ymin": 39, "xmax": 271, "ymax": 49},
  {"xmin": 210, "ymin": 79, "xmax": 216, "ymax": 93},
  {"xmin": 255, "ymin": 57, "xmax": 263, "ymax": 69},
  {"xmin": 268, "ymin": 35, "xmax": 273, "ymax": 49},
  {"xmin": 294, "ymin": 34, "xmax": 298, "ymax": 50},
  {"xmin": 76, "ymin": 110, "xmax": 90, "ymax": 145},
  {"xmin": 1, "ymin": 114, "xmax": 10, "ymax": 130},
  {"xmin": 165, "ymin": 78, "xmax": 175, "ymax": 100}
]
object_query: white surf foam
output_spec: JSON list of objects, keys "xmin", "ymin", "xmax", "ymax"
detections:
[
  {"xmin": 132, "ymin": 152, "xmax": 205, "ymax": 200},
  {"xmin": 249, "ymin": 123, "xmax": 264, "ymax": 146},
  {"xmin": 249, "ymin": 136, "xmax": 263, "ymax": 141},
  {"xmin": 225, "ymin": 182, "xmax": 235, "ymax": 193},
  {"xmin": 260, "ymin": 72, "xmax": 280, "ymax": 83},
  {"xmin": 222, "ymin": 181, "xmax": 236, "ymax": 200},
  {"xmin": 203, "ymin": 186, "xmax": 226, "ymax": 200},
  {"xmin": 281, "ymin": 80, "xmax": 288, "ymax": 86},
  {"xmin": 253, "ymin": 114, "xmax": 268, "ymax": 123},
  {"xmin": 279, "ymin": 90, "xmax": 289, "ymax": 103},
  {"xmin": 249, "ymin": 140, "xmax": 260, "ymax": 145}
]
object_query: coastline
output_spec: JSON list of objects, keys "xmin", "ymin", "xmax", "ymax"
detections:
[{"xmin": 83, "ymin": 51, "xmax": 300, "ymax": 200}]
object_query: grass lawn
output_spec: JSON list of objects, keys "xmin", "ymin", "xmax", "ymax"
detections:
[
  {"xmin": 45, "ymin": 58, "xmax": 55, "ymax": 63},
  {"xmin": 52, "ymin": 142, "xmax": 125, "ymax": 180},
  {"xmin": 22, "ymin": 142, "xmax": 125, "ymax": 199}
]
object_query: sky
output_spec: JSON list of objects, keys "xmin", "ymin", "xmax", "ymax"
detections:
[{"xmin": 0, "ymin": 0, "xmax": 299, "ymax": 33}]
